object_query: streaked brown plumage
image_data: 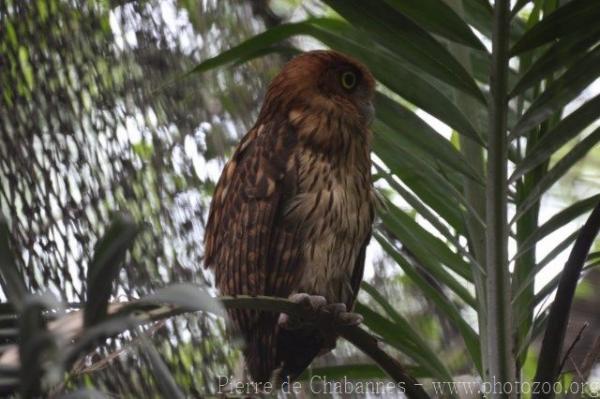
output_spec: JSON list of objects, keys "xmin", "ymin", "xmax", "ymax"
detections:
[{"xmin": 204, "ymin": 50, "xmax": 375, "ymax": 383}]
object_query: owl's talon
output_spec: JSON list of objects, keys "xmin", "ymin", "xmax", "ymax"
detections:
[
  {"xmin": 288, "ymin": 293, "xmax": 327, "ymax": 311},
  {"xmin": 278, "ymin": 293, "xmax": 326, "ymax": 330},
  {"xmin": 277, "ymin": 313, "xmax": 297, "ymax": 330},
  {"xmin": 336, "ymin": 311, "xmax": 363, "ymax": 326},
  {"xmin": 320, "ymin": 303, "xmax": 347, "ymax": 316},
  {"xmin": 278, "ymin": 293, "xmax": 363, "ymax": 331},
  {"xmin": 317, "ymin": 303, "xmax": 363, "ymax": 329}
]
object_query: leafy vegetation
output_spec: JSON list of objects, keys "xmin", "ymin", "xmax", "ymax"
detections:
[
  {"xmin": 1, "ymin": 0, "xmax": 600, "ymax": 397},
  {"xmin": 190, "ymin": 0, "xmax": 600, "ymax": 396}
]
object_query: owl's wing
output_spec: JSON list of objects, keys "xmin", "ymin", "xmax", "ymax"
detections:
[
  {"xmin": 204, "ymin": 119, "xmax": 300, "ymax": 298},
  {"xmin": 205, "ymin": 120, "xmax": 304, "ymax": 381},
  {"xmin": 348, "ymin": 233, "xmax": 371, "ymax": 309}
]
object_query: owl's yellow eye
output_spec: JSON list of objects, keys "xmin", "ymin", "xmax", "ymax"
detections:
[{"xmin": 341, "ymin": 71, "xmax": 357, "ymax": 90}]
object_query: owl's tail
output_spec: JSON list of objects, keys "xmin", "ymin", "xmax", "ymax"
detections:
[
  {"xmin": 243, "ymin": 329, "xmax": 278, "ymax": 383},
  {"xmin": 236, "ymin": 311, "xmax": 280, "ymax": 384},
  {"xmin": 275, "ymin": 326, "xmax": 323, "ymax": 383},
  {"xmin": 240, "ymin": 313, "xmax": 323, "ymax": 386}
]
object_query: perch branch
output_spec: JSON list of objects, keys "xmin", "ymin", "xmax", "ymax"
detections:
[
  {"xmin": 0, "ymin": 295, "xmax": 430, "ymax": 399},
  {"xmin": 218, "ymin": 297, "xmax": 428, "ymax": 399},
  {"xmin": 130, "ymin": 296, "xmax": 431, "ymax": 399}
]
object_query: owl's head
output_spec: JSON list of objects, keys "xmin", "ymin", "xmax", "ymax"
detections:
[{"xmin": 260, "ymin": 50, "xmax": 376, "ymax": 130}]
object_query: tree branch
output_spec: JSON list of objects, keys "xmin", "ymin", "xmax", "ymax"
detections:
[
  {"xmin": 0, "ymin": 294, "xmax": 430, "ymax": 399},
  {"xmin": 337, "ymin": 325, "xmax": 430, "ymax": 399},
  {"xmin": 220, "ymin": 296, "xmax": 429, "ymax": 399}
]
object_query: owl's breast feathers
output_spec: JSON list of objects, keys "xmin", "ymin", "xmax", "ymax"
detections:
[{"xmin": 285, "ymin": 107, "xmax": 374, "ymax": 304}]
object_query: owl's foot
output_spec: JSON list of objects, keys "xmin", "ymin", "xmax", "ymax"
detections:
[{"xmin": 277, "ymin": 293, "xmax": 363, "ymax": 332}]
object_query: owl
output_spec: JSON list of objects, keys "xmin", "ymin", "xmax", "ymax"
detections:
[{"xmin": 204, "ymin": 50, "xmax": 375, "ymax": 384}]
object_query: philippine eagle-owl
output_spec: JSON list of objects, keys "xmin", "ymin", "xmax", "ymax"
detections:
[{"xmin": 204, "ymin": 50, "xmax": 375, "ymax": 383}]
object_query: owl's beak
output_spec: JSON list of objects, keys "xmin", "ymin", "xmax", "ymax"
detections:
[{"xmin": 360, "ymin": 100, "xmax": 375, "ymax": 126}]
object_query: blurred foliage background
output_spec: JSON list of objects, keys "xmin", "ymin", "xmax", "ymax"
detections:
[
  {"xmin": 1, "ymin": 0, "xmax": 600, "ymax": 397},
  {"xmin": 0, "ymin": 0, "xmax": 289, "ymax": 396}
]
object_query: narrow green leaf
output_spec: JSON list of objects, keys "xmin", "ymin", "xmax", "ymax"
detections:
[
  {"xmin": 0, "ymin": 217, "xmax": 26, "ymax": 311},
  {"xmin": 375, "ymin": 93, "xmax": 484, "ymax": 184},
  {"xmin": 219, "ymin": 296, "xmax": 302, "ymax": 315},
  {"xmin": 19, "ymin": 293, "xmax": 63, "ymax": 355},
  {"xmin": 536, "ymin": 230, "xmax": 580, "ymax": 276},
  {"xmin": 511, "ymin": 0, "xmax": 531, "ymax": 17},
  {"xmin": 375, "ymin": 147, "xmax": 466, "ymax": 233},
  {"xmin": 462, "ymin": 0, "xmax": 493, "ymax": 38},
  {"xmin": 511, "ymin": 47, "xmax": 600, "ymax": 138},
  {"xmin": 512, "ymin": 229, "xmax": 578, "ymax": 306},
  {"xmin": 378, "ymin": 201, "xmax": 476, "ymax": 306},
  {"xmin": 376, "ymin": 167, "xmax": 460, "ymax": 246},
  {"xmin": 85, "ymin": 213, "xmax": 138, "ymax": 327},
  {"xmin": 20, "ymin": 333, "xmax": 57, "ymax": 399},
  {"xmin": 532, "ymin": 273, "xmax": 560, "ymax": 306},
  {"xmin": 533, "ymin": 261, "xmax": 600, "ymax": 310},
  {"xmin": 511, "ymin": 0, "xmax": 600, "ymax": 55},
  {"xmin": 464, "ymin": 0, "xmax": 527, "ymax": 41},
  {"xmin": 355, "ymin": 302, "xmax": 453, "ymax": 387},
  {"xmin": 514, "ymin": 194, "xmax": 600, "ymax": 262},
  {"xmin": 511, "ymin": 12, "xmax": 543, "ymax": 354},
  {"xmin": 586, "ymin": 259, "xmax": 600, "ymax": 269},
  {"xmin": 360, "ymin": 284, "xmax": 406, "ymax": 326},
  {"xmin": 381, "ymin": 0, "xmax": 486, "ymax": 50},
  {"xmin": 510, "ymin": 47, "xmax": 600, "ymax": 139},
  {"xmin": 19, "ymin": 294, "xmax": 63, "ymax": 399},
  {"xmin": 470, "ymin": 49, "xmax": 493, "ymax": 85},
  {"xmin": 189, "ymin": 18, "xmax": 483, "ymax": 144},
  {"xmin": 63, "ymin": 315, "xmax": 138, "ymax": 369},
  {"xmin": 375, "ymin": 122, "xmax": 484, "ymax": 230},
  {"xmin": 231, "ymin": 45, "xmax": 300, "ymax": 67},
  {"xmin": 188, "ymin": 23, "xmax": 311, "ymax": 74},
  {"xmin": 375, "ymin": 233, "xmax": 481, "ymax": 372},
  {"xmin": 531, "ymin": 311, "xmax": 550, "ymax": 343},
  {"xmin": 354, "ymin": 302, "xmax": 452, "ymax": 397},
  {"xmin": 354, "ymin": 302, "xmax": 418, "ymax": 353},
  {"xmin": 511, "ymin": 96, "xmax": 600, "ymax": 182},
  {"xmin": 587, "ymin": 251, "xmax": 600, "ymax": 262},
  {"xmin": 356, "ymin": 304, "xmax": 416, "ymax": 349},
  {"xmin": 513, "ymin": 127, "xmax": 600, "ymax": 221},
  {"xmin": 375, "ymin": 165, "xmax": 483, "ymax": 274},
  {"xmin": 510, "ymin": 28, "xmax": 600, "ymax": 97},
  {"xmin": 324, "ymin": 0, "xmax": 486, "ymax": 103},
  {"xmin": 516, "ymin": 309, "xmax": 550, "ymax": 359},
  {"xmin": 361, "ymin": 282, "xmax": 454, "ymax": 382},
  {"xmin": 138, "ymin": 334, "xmax": 185, "ymax": 399},
  {"xmin": 134, "ymin": 283, "xmax": 225, "ymax": 317}
]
